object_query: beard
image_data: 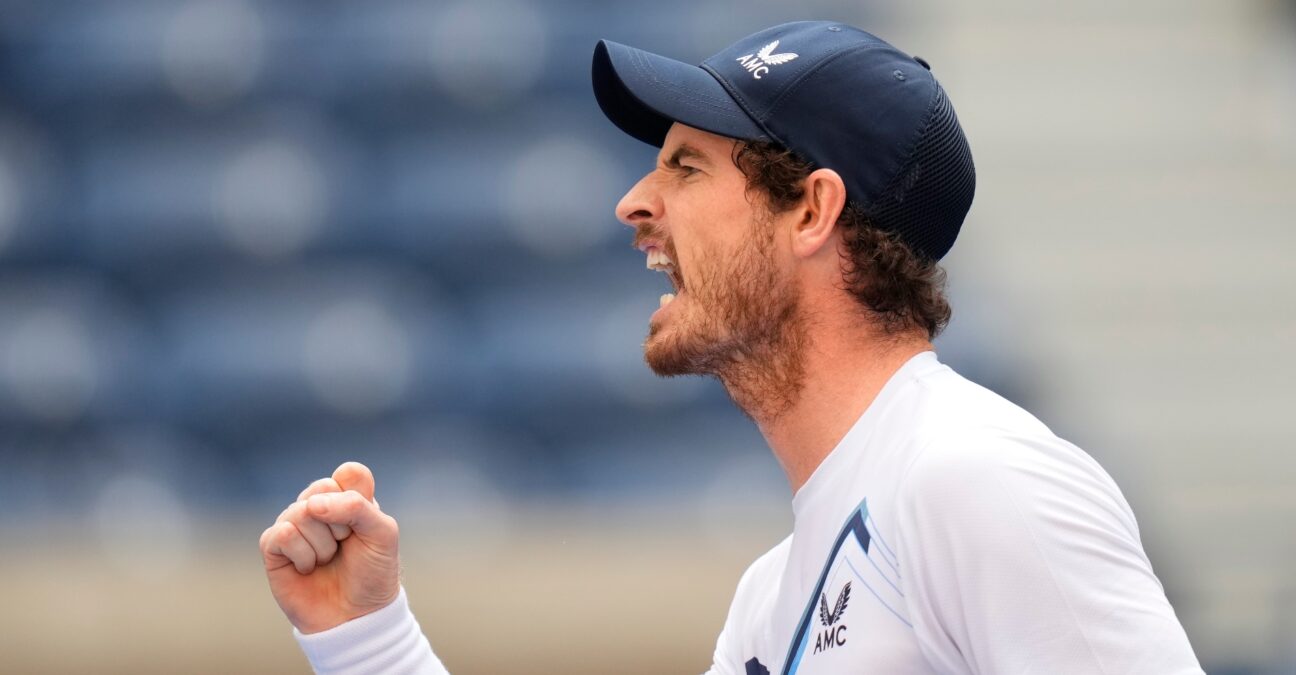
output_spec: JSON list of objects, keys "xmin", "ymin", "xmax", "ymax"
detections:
[{"xmin": 644, "ymin": 217, "xmax": 808, "ymax": 421}]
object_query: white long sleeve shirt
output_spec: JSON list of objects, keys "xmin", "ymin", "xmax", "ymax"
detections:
[{"xmin": 294, "ymin": 352, "xmax": 1203, "ymax": 674}]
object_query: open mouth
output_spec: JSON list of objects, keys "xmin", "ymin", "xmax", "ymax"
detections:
[{"xmin": 647, "ymin": 247, "xmax": 683, "ymax": 309}]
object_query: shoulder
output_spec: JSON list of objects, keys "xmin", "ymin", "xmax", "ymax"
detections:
[
  {"xmin": 903, "ymin": 361, "xmax": 1055, "ymax": 446},
  {"xmin": 870, "ymin": 356, "xmax": 1059, "ymax": 472},
  {"xmin": 894, "ymin": 366, "xmax": 1137, "ymax": 539},
  {"xmin": 736, "ymin": 536, "xmax": 791, "ymax": 593},
  {"xmin": 898, "ymin": 361, "xmax": 1103, "ymax": 487},
  {"xmin": 727, "ymin": 536, "xmax": 792, "ymax": 616}
]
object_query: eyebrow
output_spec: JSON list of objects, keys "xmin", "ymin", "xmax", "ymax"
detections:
[{"xmin": 660, "ymin": 143, "xmax": 711, "ymax": 169}]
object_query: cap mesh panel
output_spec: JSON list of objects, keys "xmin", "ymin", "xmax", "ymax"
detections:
[{"xmin": 864, "ymin": 86, "xmax": 975, "ymax": 260}]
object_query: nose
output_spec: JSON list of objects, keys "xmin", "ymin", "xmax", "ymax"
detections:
[{"xmin": 615, "ymin": 172, "xmax": 662, "ymax": 229}]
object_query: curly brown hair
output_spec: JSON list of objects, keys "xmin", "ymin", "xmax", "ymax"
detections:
[{"xmin": 731, "ymin": 141, "xmax": 951, "ymax": 339}]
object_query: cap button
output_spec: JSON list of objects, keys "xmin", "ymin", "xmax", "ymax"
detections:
[{"xmin": 913, "ymin": 55, "xmax": 931, "ymax": 70}]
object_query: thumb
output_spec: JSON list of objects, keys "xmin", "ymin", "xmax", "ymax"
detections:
[
  {"xmin": 333, "ymin": 461, "xmax": 375, "ymax": 502},
  {"xmin": 305, "ymin": 491, "xmax": 396, "ymax": 548}
]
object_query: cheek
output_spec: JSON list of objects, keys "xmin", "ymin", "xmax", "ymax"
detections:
[
  {"xmin": 668, "ymin": 183, "xmax": 756, "ymax": 283},
  {"xmin": 674, "ymin": 234, "xmax": 715, "ymax": 291},
  {"xmin": 676, "ymin": 243, "xmax": 735, "ymax": 305}
]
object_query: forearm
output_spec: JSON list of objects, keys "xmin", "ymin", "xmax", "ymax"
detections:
[{"xmin": 294, "ymin": 587, "xmax": 449, "ymax": 675}]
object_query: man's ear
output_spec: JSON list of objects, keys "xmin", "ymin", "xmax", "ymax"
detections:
[{"xmin": 791, "ymin": 168, "xmax": 847, "ymax": 259}]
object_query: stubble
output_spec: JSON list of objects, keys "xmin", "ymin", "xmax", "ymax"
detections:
[{"xmin": 644, "ymin": 216, "xmax": 809, "ymax": 423}]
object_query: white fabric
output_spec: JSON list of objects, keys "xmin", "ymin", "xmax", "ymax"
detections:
[
  {"xmin": 295, "ymin": 587, "xmax": 447, "ymax": 675},
  {"xmin": 705, "ymin": 351, "xmax": 1202, "ymax": 674},
  {"xmin": 293, "ymin": 351, "xmax": 1202, "ymax": 675}
]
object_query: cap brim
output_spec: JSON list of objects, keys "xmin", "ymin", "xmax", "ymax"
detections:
[{"xmin": 592, "ymin": 40, "xmax": 767, "ymax": 148}]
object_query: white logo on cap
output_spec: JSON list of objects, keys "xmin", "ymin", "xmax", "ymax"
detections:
[{"xmin": 735, "ymin": 40, "xmax": 798, "ymax": 80}]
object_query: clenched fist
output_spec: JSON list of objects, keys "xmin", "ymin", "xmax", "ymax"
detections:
[{"xmin": 259, "ymin": 462, "xmax": 401, "ymax": 634}]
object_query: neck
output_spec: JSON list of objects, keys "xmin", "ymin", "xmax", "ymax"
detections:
[{"xmin": 718, "ymin": 316, "xmax": 931, "ymax": 494}]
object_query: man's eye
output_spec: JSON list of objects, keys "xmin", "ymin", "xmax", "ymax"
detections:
[{"xmin": 679, "ymin": 164, "xmax": 700, "ymax": 175}]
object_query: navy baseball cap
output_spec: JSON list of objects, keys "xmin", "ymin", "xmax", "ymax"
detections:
[{"xmin": 592, "ymin": 21, "xmax": 975, "ymax": 260}]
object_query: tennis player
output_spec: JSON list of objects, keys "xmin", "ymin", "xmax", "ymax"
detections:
[{"xmin": 260, "ymin": 21, "xmax": 1204, "ymax": 674}]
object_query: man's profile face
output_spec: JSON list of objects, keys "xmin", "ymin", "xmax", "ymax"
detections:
[{"xmin": 616, "ymin": 123, "xmax": 801, "ymax": 378}]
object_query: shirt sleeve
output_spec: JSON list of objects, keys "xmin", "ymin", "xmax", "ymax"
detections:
[
  {"xmin": 702, "ymin": 567, "xmax": 752, "ymax": 675},
  {"xmin": 703, "ymin": 538, "xmax": 789, "ymax": 675},
  {"xmin": 702, "ymin": 617, "xmax": 742, "ymax": 675},
  {"xmin": 294, "ymin": 587, "xmax": 450, "ymax": 675},
  {"xmin": 895, "ymin": 432, "xmax": 1204, "ymax": 675}
]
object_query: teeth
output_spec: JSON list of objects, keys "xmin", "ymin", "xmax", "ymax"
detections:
[
  {"xmin": 659, "ymin": 293, "xmax": 675, "ymax": 307},
  {"xmin": 646, "ymin": 248, "xmax": 675, "ymax": 271}
]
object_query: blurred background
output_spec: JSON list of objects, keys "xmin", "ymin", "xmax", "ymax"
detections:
[{"xmin": 0, "ymin": 0, "xmax": 1292, "ymax": 672}]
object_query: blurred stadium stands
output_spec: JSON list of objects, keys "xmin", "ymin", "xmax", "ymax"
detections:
[{"xmin": 0, "ymin": 0, "xmax": 1292, "ymax": 673}]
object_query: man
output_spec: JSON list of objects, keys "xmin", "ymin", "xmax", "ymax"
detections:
[{"xmin": 260, "ymin": 21, "xmax": 1204, "ymax": 674}]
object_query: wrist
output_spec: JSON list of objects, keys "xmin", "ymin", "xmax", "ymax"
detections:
[
  {"xmin": 291, "ymin": 591, "xmax": 401, "ymax": 635},
  {"xmin": 295, "ymin": 613, "xmax": 364, "ymax": 636}
]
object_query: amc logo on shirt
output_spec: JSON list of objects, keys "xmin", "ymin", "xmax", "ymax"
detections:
[{"xmin": 813, "ymin": 582, "xmax": 851, "ymax": 653}]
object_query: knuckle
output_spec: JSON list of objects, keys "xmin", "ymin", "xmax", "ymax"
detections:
[
  {"xmin": 341, "ymin": 490, "xmax": 367, "ymax": 509},
  {"xmin": 278, "ymin": 500, "xmax": 305, "ymax": 524},
  {"xmin": 297, "ymin": 477, "xmax": 330, "ymax": 500},
  {"xmin": 276, "ymin": 500, "xmax": 303, "ymax": 523},
  {"xmin": 328, "ymin": 523, "xmax": 352, "ymax": 541},
  {"xmin": 258, "ymin": 526, "xmax": 275, "ymax": 550},
  {"xmin": 274, "ymin": 521, "xmax": 299, "ymax": 545}
]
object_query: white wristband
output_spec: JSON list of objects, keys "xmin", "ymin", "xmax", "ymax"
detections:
[{"xmin": 294, "ymin": 587, "xmax": 449, "ymax": 675}]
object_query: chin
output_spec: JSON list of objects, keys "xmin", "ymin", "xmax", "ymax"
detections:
[
  {"xmin": 643, "ymin": 326, "xmax": 692, "ymax": 377},
  {"xmin": 643, "ymin": 319, "xmax": 724, "ymax": 377}
]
